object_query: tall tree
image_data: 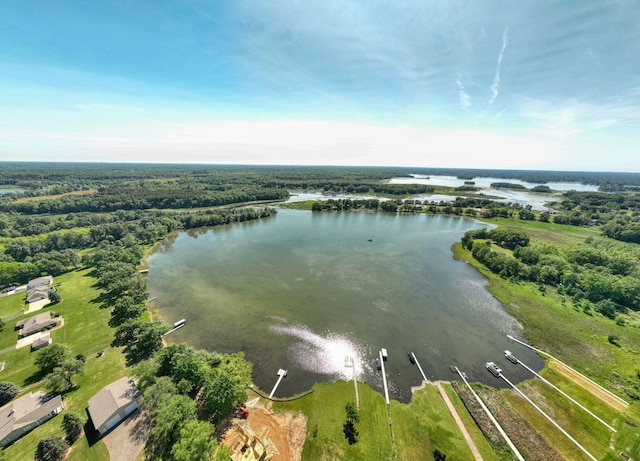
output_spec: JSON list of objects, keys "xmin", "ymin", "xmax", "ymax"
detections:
[
  {"xmin": 205, "ymin": 372, "xmax": 245, "ymax": 423},
  {"xmin": 171, "ymin": 420, "xmax": 218, "ymax": 461},
  {"xmin": 146, "ymin": 395, "xmax": 197, "ymax": 460},
  {"xmin": 46, "ymin": 359, "xmax": 84, "ymax": 392},
  {"xmin": 34, "ymin": 436, "xmax": 69, "ymax": 461},
  {"xmin": 35, "ymin": 343, "xmax": 72, "ymax": 375},
  {"xmin": 61, "ymin": 412, "xmax": 86, "ymax": 443},
  {"xmin": 0, "ymin": 382, "xmax": 19, "ymax": 405}
]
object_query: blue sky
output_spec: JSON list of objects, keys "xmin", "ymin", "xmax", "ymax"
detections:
[{"xmin": 1, "ymin": 0, "xmax": 639, "ymax": 171}]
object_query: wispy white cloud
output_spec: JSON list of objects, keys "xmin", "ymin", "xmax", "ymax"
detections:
[
  {"xmin": 489, "ymin": 27, "xmax": 508, "ymax": 104},
  {"xmin": 455, "ymin": 74, "xmax": 471, "ymax": 110}
]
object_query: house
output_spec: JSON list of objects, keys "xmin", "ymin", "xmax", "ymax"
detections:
[
  {"xmin": 26, "ymin": 276, "xmax": 53, "ymax": 291},
  {"xmin": 31, "ymin": 333, "xmax": 52, "ymax": 351},
  {"xmin": 88, "ymin": 377, "xmax": 140, "ymax": 436},
  {"xmin": 15, "ymin": 312, "xmax": 60, "ymax": 338},
  {"xmin": 26, "ymin": 286, "xmax": 51, "ymax": 304},
  {"xmin": 0, "ymin": 391, "xmax": 64, "ymax": 447}
]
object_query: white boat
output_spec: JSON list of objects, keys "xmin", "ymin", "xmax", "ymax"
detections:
[{"xmin": 486, "ymin": 361, "xmax": 502, "ymax": 377}]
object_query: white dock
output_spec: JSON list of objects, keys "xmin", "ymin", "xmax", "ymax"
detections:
[
  {"xmin": 515, "ymin": 356, "xmax": 615, "ymax": 432},
  {"xmin": 507, "ymin": 334, "xmax": 629, "ymax": 407},
  {"xmin": 455, "ymin": 366, "xmax": 525, "ymax": 461},
  {"xmin": 379, "ymin": 350, "xmax": 390, "ymax": 405},
  {"xmin": 500, "ymin": 372, "xmax": 598, "ymax": 461},
  {"xmin": 269, "ymin": 368, "xmax": 288, "ymax": 399},
  {"xmin": 411, "ymin": 352, "xmax": 427, "ymax": 382},
  {"xmin": 162, "ymin": 323, "xmax": 185, "ymax": 337}
]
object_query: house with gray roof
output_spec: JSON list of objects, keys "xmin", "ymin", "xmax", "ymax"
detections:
[
  {"xmin": 26, "ymin": 285, "xmax": 51, "ymax": 304},
  {"xmin": 88, "ymin": 376, "xmax": 140, "ymax": 436},
  {"xmin": 27, "ymin": 276, "xmax": 53, "ymax": 291},
  {"xmin": 31, "ymin": 333, "xmax": 52, "ymax": 351},
  {"xmin": 15, "ymin": 312, "xmax": 60, "ymax": 338},
  {"xmin": 0, "ymin": 391, "xmax": 64, "ymax": 447}
]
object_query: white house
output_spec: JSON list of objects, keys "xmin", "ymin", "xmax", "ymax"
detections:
[{"xmin": 88, "ymin": 377, "xmax": 140, "ymax": 436}]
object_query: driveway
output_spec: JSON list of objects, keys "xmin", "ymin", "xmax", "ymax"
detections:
[{"xmin": 102, "ymin": 409, "xmax": 150, "ymax": 461}]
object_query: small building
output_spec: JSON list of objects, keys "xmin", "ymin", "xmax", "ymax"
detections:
[
  {"xmin": 26, "ymin": 276, "xmax": 53, "ymax": 291},
  {"xmin": 26, "ymin": 286, "xmax": 51, "ymax": 304},
  {"xmin": 0, "ymin": 391, "xmax": 64, "ymax": 447},
  {"xmin": 31, "ymin": 333, "xmax": 52, "ymax": 352},
  {"xmin": 15, "ymin": 312, "xmax": 60, "ymax": 338},
  {"xmin": 88, "ymin": 377, "xmax": 140, "ymax": 436}
]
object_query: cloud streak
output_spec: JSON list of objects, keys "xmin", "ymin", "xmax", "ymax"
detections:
[
  {"xmin": 455, "ymin": 74, "xmax": 471, "ymax": 109},
  {"xmin": 489, "ymin": 27, "xmax": 509, "ymax": 104}
]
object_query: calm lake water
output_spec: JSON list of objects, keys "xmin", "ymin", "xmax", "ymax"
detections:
[{"xmin": 148, "ymin": 209, "xmax": 543, "ymax": 402}]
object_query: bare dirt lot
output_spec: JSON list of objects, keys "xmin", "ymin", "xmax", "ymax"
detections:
[{"xmin": 221, "ymin": 400, "xmax": 307, "ymax": 461}]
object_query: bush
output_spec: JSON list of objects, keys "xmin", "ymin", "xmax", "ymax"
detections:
[
  {"xmin": 0, "ymin": 381, "xmax": 19, "ymax": 405},
  {"xmin": 62, "ymin": 412, "xmax": 86, "ymax": 443}
]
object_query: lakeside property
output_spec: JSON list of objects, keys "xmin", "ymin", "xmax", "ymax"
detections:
[{"xmin": 0, "ymin": 164, "xmax": 639, "ymax": 460}]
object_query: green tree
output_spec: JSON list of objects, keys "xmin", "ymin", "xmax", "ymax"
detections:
[
  {"xmin": 171, "ymin": 420, "xmax": 218, "ymax": 461},
  {"xmin": 113, "ymin": 320, "xmax": 168, "ymax": 365},
  {"xmin": 34, "ymin": 436, "xmax": 69, "ymax": 461},
  {"xmin": 48, "ymin": 289, "xmax": 61, "ymax": 304},
  {"xmin": 46, "ymin": 359, "xmax": 84, "ymax": 392},
  {"xmin": 141, "ymin": 376, "xmax": 177, "ymax": 413},
  {"xmin": 205, "ymin": 372, "xmax": 245, "ymax": 423},
  {"xmin": 109, "ymin": 295, "xmax": 145, "ymax": 326},
  {"xmin": 61, "ymin": 412, "xmax": 86, "ymax": 443},
  {"xmin": 0, "ymin": 381, "xmax": 19, "ymax": 405},
  {"xmin": 342, "ymin": 401, "xmax": 360, "ymax": 445},
  {"xmin": 146, "ymin": 395, "xmax": 197, "ymax": 460},
  {"xmin": 35, "ymin": 343, "xmax": 72, "ymax": 375}
]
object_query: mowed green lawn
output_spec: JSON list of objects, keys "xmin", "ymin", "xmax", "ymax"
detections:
[
  {"xmin": 0, "ymin": 269, "xmax": 131, "ymax": 461},
  {"xmin": 0, "ymin": 268, "xmax": 114, "ymax": 386},
  {"xmin": 274, "ymin": 380, "xmax": 499, "ymax": 461},
  {"xmin": 0, "ymin": 288, "xmax": 28, "ymax": 321}
]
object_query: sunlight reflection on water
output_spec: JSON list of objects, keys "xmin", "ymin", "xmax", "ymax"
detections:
[{"xmin": 271, "ymin": 322, "xmax": 365, "ymax": 379}]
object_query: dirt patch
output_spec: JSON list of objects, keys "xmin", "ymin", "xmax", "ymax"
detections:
[
  {"xmin": 221, "ymin": 400, "xmax": 307, "ymax": 461},
  {"xmin": 549, "ymin": 360, "xmax": 628, "ymax": 412}
]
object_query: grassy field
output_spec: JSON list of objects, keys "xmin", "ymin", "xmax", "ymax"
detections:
[
  {"xmin": 3, "ymin": 347, "xmax": 127, "ymax": 461},
  {"xmin": 0, "ymin": 269, "xmax": 114, "ymax": 387},
  {"xmin": 0, "ymin": 290, "xmax": 27, "ymax": 320},
  {"xmin": 0, "ymin": 270, "xmax": 130, "ymax": 461},
  {"xmin": 273, "ymin": 379, "xmax": 500, "ymax": 461}
]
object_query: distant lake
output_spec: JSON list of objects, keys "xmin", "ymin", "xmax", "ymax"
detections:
[
  {"xmin": 389, "ymin": 174, "xmax": 599, "ymax": 192},
  {"xmin": 148, "ymin": 209, "xmax": 543, "ymax": 402},
  {"xmin": 389, "ymin": 175, "xmax": 598, "ymax": 211},
  {"xmin": 0, "ymin": 189, "xmax": 22, "ymax": 194}
]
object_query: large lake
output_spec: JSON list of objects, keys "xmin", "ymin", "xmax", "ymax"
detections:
[{"xmin": 148, "ymin": 209, "xmax": 543, "ymax": 402}]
